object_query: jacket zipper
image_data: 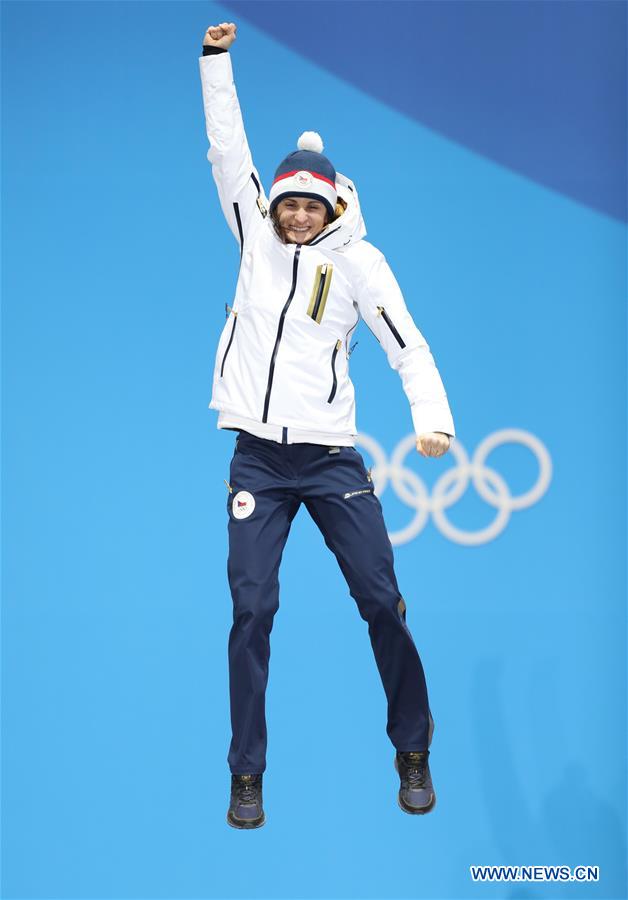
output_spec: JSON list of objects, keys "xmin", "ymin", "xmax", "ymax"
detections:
[
  {"xmin": 250, "ymin": 172, "xmax": 267, "ymax": 217},
  {"xmin": 233, "ymin": 202, "xmax": 244, "ymax": 260},
  {"xmin": 377, "ymin": 306, "xmax": 406, "ymax": 349},
  {"xmin": 220, "ymin": 310, "xmax": 238, "ymax": 377},
  {"xmin": 233, "ymin": 174, "xmax": 266, "ymax": 266},
  {"xmin": 345, "ymin": 310, "xmax": 359, "ymax": 355},
  {"xmin": 307, "ymin": 264, "xmax": 333, "ymax": 324},
  {"xmin": 262, "ymin": 245, "xmax": 302, "ymax": 422},
  {"xmin": 327, "ymin": 340, "xmax": 342, "ymax": 403},
  {"xmin": 311, "ymin": 265, "xmax": 329, "ymax": 322}
]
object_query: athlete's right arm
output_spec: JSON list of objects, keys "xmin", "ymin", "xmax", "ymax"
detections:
[{"xmin": 198, "ymin": 23, "xmax": 269, "ymax": 250}]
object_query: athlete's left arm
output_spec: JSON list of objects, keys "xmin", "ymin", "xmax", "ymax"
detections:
[{"xmin": 354, "ymin": 248, "xmax": 456, "ymax": 449}]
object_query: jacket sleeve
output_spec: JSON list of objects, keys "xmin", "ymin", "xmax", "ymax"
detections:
[
  {"xmin": 198, "ymin": 48, "xmax": 269, "ymax": 251},
  {"xmin": 355, "ymin": 249, "xmax": 456, "ymax": 439}
]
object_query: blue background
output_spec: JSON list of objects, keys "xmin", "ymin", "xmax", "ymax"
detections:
[{"xmin": 2, "ymin": 2, "xmax": 626, "ymax": 898}]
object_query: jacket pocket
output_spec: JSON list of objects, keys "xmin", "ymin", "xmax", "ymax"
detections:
[
  {"xmin": 306, "ymin": 263, "xmax": 334, "ymax": 324},
  {"xmin": 327, "ymin": 340, "xmax": 342, "ymax": 403},
  {"xmin": 220, "ymin": 308, "xmax": 238, "ymax": 377},
  {"xmin": 376, "ymin": 306, "xmax": 406, "ymax": 349}
]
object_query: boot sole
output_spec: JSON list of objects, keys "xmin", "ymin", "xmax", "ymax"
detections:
[
  {"xmin": 397, "ymin": 792, "xmax": 436, "ymax": 815},
  {"xmin": 226, "ymin": 810, "xmax": 266, "ymax": 829}
]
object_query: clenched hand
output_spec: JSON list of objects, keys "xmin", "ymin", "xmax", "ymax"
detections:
[
  {"xmin": 416, "ymin": 432, "xmax": 450, "ymax": 458},
  {"xmin": 203, "ymin": 22, "xmax": 237, "ymax": 49}
]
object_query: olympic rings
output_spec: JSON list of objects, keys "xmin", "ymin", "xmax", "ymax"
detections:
[{"xmin": 354, "ymin": 428, "xmax": 552, "ymax": 546}]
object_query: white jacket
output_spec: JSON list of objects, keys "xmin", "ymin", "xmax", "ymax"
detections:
[{"xmin": 199, "ymin": 51, "xmax": 456, "ymax": 446}]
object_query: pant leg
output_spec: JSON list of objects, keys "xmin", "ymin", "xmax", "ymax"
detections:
[
  {"xmin": 302, "ymin": 445, "xmax": 432, "ymax": 751},
  {"xmin": 226, "ymin": 432, "xmax": 300, "ymax": 774}
]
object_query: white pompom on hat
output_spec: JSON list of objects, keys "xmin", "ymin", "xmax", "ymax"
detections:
[
  {"xmin": 268, "ymin": 131, "xmax": 337, "ymax": 219},
  {"xmin": 297, "ymin": 131, "xmax": 324, "ymax": 154}
]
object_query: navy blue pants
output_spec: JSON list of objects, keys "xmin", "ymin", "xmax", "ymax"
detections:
[{"xmin": 225, "ymin": 429, "xmax": 432, "ymax": 774}]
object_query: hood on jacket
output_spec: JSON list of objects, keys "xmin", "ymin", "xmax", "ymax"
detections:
[{"xmin": 268, "ymin": 171, "xmax": 367, "ymax": 252}]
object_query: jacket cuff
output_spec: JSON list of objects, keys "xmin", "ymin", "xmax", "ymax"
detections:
[
  {"xmin": 411, "ymin": 402, "xmax": 455, "ymax": 441},
  {"xmin": 202, "ymin": 45, "xmax": 228, "ymax": 56}
]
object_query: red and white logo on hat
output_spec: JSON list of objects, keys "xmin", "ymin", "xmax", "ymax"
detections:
[
  {"xmin": 295, "ymin": 170, "xmax": 313, "ymax": 187},
  {"xmin": 232, "ymin": 490, "xmax": 255, "ymax": 519}
]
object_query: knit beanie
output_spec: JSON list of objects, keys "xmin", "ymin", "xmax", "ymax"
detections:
[{"xmin": 268, "ymin": 132, "xmax": 337, "ymax": 221}]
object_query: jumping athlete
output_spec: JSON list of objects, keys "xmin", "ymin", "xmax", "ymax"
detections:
[{"xmin": 199, "ymin": 22, "xmax": 456, "ymax": 829}]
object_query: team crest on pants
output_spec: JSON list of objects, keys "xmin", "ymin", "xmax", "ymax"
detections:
[{"xmin": 232, "ymin": 490, "xmax": 255, "ymax": 519}]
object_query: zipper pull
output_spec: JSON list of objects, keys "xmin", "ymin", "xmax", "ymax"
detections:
[
  {"xmin": 348, "ymin": 340, "xmax": 359, "ymax": 357},
  {"xmin": 225, "ymin": 303, "xmax": 232, "ymax": 319},
  {"xmin": 224, "ymin": 479, "xmax": 233, "ymax": 493},
  {"xmin": 335, "ymin": 339, "xmax": 342, "ymax": 350},
  {"xmin": 376, "ymin": 306, "xmax": 383, "ymax": 316},
  {"xmin": 367, "ymin": 467, "xmax": 373, "ymax": 482}
]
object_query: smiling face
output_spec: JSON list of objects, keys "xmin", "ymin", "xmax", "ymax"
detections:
[{"xmin": 275, "ymin": 196, "xmax": 329, "ymax": 244}]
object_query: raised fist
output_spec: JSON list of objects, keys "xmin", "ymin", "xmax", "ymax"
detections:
[{"xmin": 203, "ymin": 22, "xmax": 237, "ymax": 50}]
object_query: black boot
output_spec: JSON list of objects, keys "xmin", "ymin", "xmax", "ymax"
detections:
[
  {"xmin": 394, "ymin": 749, "xmax": 436, "ymax": 815},
  {"xmin": 227, "ymin": 774, "xmax": 265, "ymax": 829}
]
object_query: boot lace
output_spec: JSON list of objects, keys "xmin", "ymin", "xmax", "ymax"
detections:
[
  {"xmin": 401, "ymin": 752, "xmax": 428, "ymax": 789},
  {"xmin": 234, "ymin": 775, "xmax": 260, "ymax": 804}
]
